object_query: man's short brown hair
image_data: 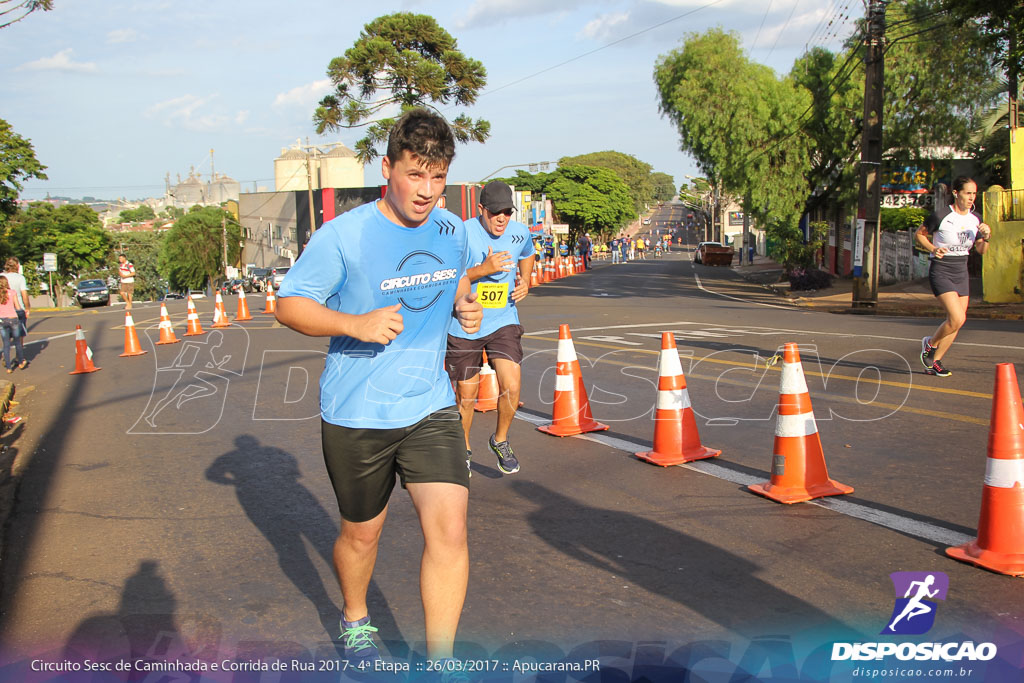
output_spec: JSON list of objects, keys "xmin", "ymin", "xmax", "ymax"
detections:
[
  {"xmin": 5, "ymin": 258, "xmax": 18, "ymax": 272},
  {"xmin": 385, "ymin": 108, "xmax": 456, "ymax": 168}
]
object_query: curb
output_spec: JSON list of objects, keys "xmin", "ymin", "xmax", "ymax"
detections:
[{"xmin": 0, "ymin": 380, "xmax": 12, "ymax": 418}]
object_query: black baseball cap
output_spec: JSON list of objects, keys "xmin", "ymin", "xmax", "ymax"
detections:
[{"xmin": 480, "ymin": 181, "xmax": 515, "ymax": 213}]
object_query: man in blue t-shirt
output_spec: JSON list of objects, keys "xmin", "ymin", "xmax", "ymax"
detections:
[
  {"xmin": 276, "ymin": 109, "xmax": 482, "ymax": 666},
  {"xmin": 445, "ymin": 181, "xmax": 535, "ymax": 475}
]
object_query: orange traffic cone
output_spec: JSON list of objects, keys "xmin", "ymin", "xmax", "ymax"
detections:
[
  {"xmin": 120, "ymin": 311, "xmax": 147, "ymax": 357},
  {"xmin": 636, "ymin": 332, "xmax": 720, "ymax": 466},
  {"xmin": 69, "ymin": 325, "xmax": 100, "ymax": 374},
  {"xmin": 475, "ymin": 351, "xmax": 499, "ymax": 413},
  {"xmin": 184, "ymin": 296, "xmax": 204, "ymax": 336},
  {"xmin": 748, "ymin": 343, "xmax": 853, "ymax": 503},
  {"xmin": 262, "ymin": 282, "xmax": 277, "ymax": 314},
  {"xmin": 530, "ymin": 268, "xmax": 539, "ymax": 288},
  {"xmin": 543, "ymin": 261, "xmax": 554, "ymax": 283},
  {"xmin": 946, "ymin": 363, "xmax": 1024, "ymax": 575},
  {"xmin": 156, "ymin": 302, "xmax": 181, "ymax": 345},
  {"xmin": 234, "ymin": 288, "xmax": 253, "ymax": 322},
  {"xmin": 537, "ymin": 324, "xmax": 608, "ymax": 437},
  {"xmin": 211, "ymin": 292, "xmax": 231, "ymax": 328}
]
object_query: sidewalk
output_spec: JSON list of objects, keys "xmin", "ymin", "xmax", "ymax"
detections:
[{"xmin": 731, "ymin": 254, "xmax": 1024, "ymax": 320}]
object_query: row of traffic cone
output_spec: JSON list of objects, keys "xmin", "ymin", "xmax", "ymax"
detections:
[
  {"xmin": 533, "ymin": 255, "xmax": 587, "ymax": 286},
  {"xmin": 535, "ymin": 324, "xmax": 1024, "ymax": 577}
]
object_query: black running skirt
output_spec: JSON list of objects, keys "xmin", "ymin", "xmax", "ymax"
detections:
[{"xmin": 928, "ymin": 256, "xmax": 969, "ymax": 297}]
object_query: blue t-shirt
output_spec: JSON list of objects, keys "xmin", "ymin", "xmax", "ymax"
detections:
[
  {"xmin": 278, "ymin": 202, "xmax": 470, "ymax": 429},
  {"xmin": 449, "ymin": 217, "xmax": 534, "ymax": 340}
]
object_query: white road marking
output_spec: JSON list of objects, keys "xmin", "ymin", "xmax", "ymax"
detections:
[
  {"xmin": 24, "ymin": 331, "xmax": 78, "ymax": 346},
  {"xmin": 516, "ymin": 412, "xmax": 974, "ymax": 547}
]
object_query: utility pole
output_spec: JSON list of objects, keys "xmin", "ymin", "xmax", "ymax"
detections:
[
  {"xmin": 852, "ymin": 0, "xmax": 886, "ymax": 308},
  {"xmin": 304, "ymin": 140, "xmax": 318, "ymax": 237},
  {"xmin": 222, "ymin": 215, "xmax": 228, "ymax": 282}
]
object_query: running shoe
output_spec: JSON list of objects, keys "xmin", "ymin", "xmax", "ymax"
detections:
[
  {"xmin": 926, "ymin": 359, "xmax": 951, "ymax": 377},
  {"xmin": 338, "ymin": 616, "xmax": 382, "ymax": 666},
  {"xmin": 920, "ymin": 337, "xmax": 936, "ymax": 369},
  {"xmin": 489, "ymin": 435, "xmax": 520, "ymax": 474}
]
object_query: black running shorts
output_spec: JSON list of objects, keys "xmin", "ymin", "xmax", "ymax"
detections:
[
  {"xmin": 445, "ymin": 324, "xmax": 525, "ymax": 384},
  {"xmin": 928, "ymin": 256, "xmax": 969, "ymax": 297},
  {"xmin": 321, "ymin": 407, "xmax": 469, "ymax": 523}
]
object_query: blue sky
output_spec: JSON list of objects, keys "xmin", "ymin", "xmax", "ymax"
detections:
[{"xmin": 2, "ymin": 0, "xmax": 858, "ymax": 201}]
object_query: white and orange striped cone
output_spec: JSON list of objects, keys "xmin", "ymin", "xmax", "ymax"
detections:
[
  {"xmin": 262, "ymin": 282, "xmax": 277, "ymax": 314},
  {"xmin": 748, "ymin": 343, "xmax": 853, "ymax": 504},
  {"xmin": 946, "ymin": 363, "xmax": 1024, "ymax": 575},
  {"xmin": 555, "ymin": 256, "xmax": 564, "ymax": 279},
  {"xmin": 475, "ymin": 350, "xmax": 499, "ymax": 413},
  {"xmin": 156, "ymin": 302, "xmax": 181, "ymax": 345},
  {"xmin": 120, "ymin": 311, "xmax": 147, "ymax": 357},
  {"xmin": 234, "ymin": 288, "xmax": 253, "ymax": 322},
  {"xmin": 69, "ymin": 325, "xmax": 100, "ymax": 374},
  {"xmin": 211, "ymin": 292, "xmax": 231, "ymax": 328},
  {"xmin": 184, "ymin": 296, "xmax": 204, "ymax": 336},
  {"xmin": 543, "ymin": 261, "xmax": 554, "ymax": 283},
  {"xmin": 530, "ymin": 268, "xmax": 539, "ymax": 288},
  {"xmin": 537, "ymin": 324, "xmax": 608, "ymax": 437},
  {"xmin": 636, "ymin": 332, "xmax": 721, "ymax": 466}
]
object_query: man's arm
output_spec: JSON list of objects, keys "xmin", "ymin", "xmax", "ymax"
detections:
[
  {"xmin": 276, "ymin": 296, "xmax": 403, "ymax": 345},
  {"xmin": 466, "ymin": 247, "xmax": 513, "ymax": 282},
  {"xmin": 453, "ymin": 276, "xmax": 482, "ymax": 335},
  {"xmin": 511, "ymin": 255, "xmax": 536, "ymax": 303}
]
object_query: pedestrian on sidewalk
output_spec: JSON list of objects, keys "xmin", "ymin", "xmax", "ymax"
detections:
[
  {"xmin": 275, "ymin": 108, "xmax": 482, "ymax": 666},
  {"xmin": 446, "ymin": 180, "xmax": 535, "ymax": 476},
  {"xmin": 0, "ymin": 276, "xmax": 25, "ymax": 372},
  {"xmin": 915, "ymin": 176, "xmax": 991, "ymax": 377}
]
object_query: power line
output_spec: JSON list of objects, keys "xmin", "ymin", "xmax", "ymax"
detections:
[
  {"xmin": 752, "ymin": 0, "xmax": 775, "ymax": 51},
  {"xmin": 765, "ymin": 0, "xmax": 804, "ymax": 61}
]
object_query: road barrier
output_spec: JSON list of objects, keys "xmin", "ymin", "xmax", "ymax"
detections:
[
  {"xmin": 636, "ymin": 332, "xmax": 721, "ymax": 466},
  {"xmin": 748, "ymin": 342, "xmax": 854, "ymax": 504},
  {"xmin": 946, "ymin": 363, "xmax": 1024, "ymax": 576}
]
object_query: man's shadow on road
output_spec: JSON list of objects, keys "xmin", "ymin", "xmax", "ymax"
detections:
[{"xmin": 206, "ymin": 435, "xmax": 408, "ymax": 657}]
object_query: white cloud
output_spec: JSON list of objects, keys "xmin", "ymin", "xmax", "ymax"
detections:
[
  {"xmin": 578, "ymin": 11, "xmax": 631, "ymax": 41},
  {"xmin": 107, "ymin": 28, "xmax": 140, "ymax": 44},
  {"xmin": 457, "ymin": 0, "xmax": 595, "ymax": 29},
  {"xmin": 272, "ymin": 79, "xmax": 332, "ymax": 109},
  {"xmin": 16, "ymin": 48, "xmax": 97, "ymax": 73},
  {"xmin": 146, "ymin": 93, "xmax": 247, "ymax": 132}
]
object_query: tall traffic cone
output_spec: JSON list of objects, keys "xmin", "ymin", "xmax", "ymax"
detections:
[
  {"xmin": 636, "ymin": 332, "xmax": 720, "ymax": 466},
  {"xmin": 748, "ymin": 343, "xmax": 853, "ymax": 503},
  {"xmin": 530, "ymin": 268, "xmax": 539, "ymax": 288},
  {"xmin": 184, "ymin": 296, "xmax": 204, "ymax": 336},
  {"xmin": 211, "ymin": 292, "xmax": 231, "ymax": 328},
  {"xmin": 156, "ymin": 302, "xmax": 181, "ymax": 345},
  {"xmin": 475, "ymin": 350, "xmax": 499, "ymax": 413},
  {"xmin": 543, "ymin": 261, "xmax": 554, "ymax": 283},
  {"xmin": 537, "ymin": 324, "xmax": 609, "ymax": 437},
  {"xmin": 946, "ymin": 363, "xmax": 1024, "ymax": 575},
  {"xmin": 69, "ymin": 325, "xmax": 100, "ymax": 374},
  {"xmin": 262, "ymin": 282, "xmax": 277, "ymax": 314},
  {"xmin": 234, "ymin": 288, "xmax": 253, "ymax": 322},
  {"xmin": 120, "ymin": 311, "xmax": 147, "ymax": 357}
]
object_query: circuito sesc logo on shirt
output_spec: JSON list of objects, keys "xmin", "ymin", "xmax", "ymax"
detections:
[{"xmin": 378, "ymin": 250, "xmax": 459, "ymax": 312}]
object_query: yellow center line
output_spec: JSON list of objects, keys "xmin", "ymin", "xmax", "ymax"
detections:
[{"xmin": 523, "ymin": 334, "xmax": 993, "ymax": 400}]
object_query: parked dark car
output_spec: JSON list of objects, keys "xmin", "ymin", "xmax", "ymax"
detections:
[
  {"xmin": 75, "ymin": 279, "xmax": 110, "ymax": 307},
  {"xmin": 220, "ymin": 279, "xmax": 244, "ymax": 295}
]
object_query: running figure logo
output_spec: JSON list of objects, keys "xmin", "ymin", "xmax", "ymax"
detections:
[{"xmin": 882, "ymin": 571, "xmax": 949, "ymax": 635}]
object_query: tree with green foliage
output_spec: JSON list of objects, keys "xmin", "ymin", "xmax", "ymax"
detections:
[
  {"xmin": 558, "ymin": 151, "xmax": 654, "ymax": 213},
  {"xmin": 118, "ymin": 205, "xmax": 156, "ymax": 223},
  {"xmin": 159, "ymin": 206, "xmax": 186, "ymax": 220},
  {"xmin": 0, "ymin": 118, "xmax": 47, "ymax": 229},
  {"xmin": 650, "ymin": 172, "xmax": 676, "ymax": 202},
  {"xmin": 158, "ymin": 205, "xmax": 241, "ymax": 292},
  {"xmin": 879, "ymin": 206, "xmax": 928, "ymax": 233},
  {"xmin": 542, "ymin": 165, "xmax": 634, "ymax": 242},
  {"xmin": 5, "ymin": 203, "xmax": 111, "ymax": 278},
  {"xmin": 314, "ymin": 12, "xmax": 489, "ymax": 164}
]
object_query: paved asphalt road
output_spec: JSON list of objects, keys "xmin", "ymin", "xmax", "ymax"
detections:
[{"xmin": 0, "ymin": 205, "xmax": 1022, "ymax": 681}]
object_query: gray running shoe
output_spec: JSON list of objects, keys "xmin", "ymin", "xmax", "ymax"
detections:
[
  {"xmin": 489, "ymin": 435, "xmax": 520, "ymax": 474},
  {"xmin": 920, "ymin": 337, "xmax": 936, "ymax": 369},
  {"xmin": 339, "ymin": 616, "xmax": 382, "ymax": 666}
]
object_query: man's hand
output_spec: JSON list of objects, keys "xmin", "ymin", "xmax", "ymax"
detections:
[
  {"xmin": 350, "ymin": 304, "xmax": 404, "ymax": 344},
  {"xmin": 454, "ymin": 292, "xmax": 482, "ymax": 335},
  {"xmin": 481, "ymin": 247, "xmax": 513, "ymax": 275},
  {"xmin": 511, "ymin": 276, "xmax": 529, "ymax": 303}
]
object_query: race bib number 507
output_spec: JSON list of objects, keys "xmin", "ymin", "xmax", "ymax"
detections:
[{"xmin": 477, "ymin": 282, "xmax": 508, "ymax": 308}]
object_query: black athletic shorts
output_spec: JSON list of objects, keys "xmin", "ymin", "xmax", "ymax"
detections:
[
  {"xmin": 321, "ymin": 407, "xmax": 469, "ymax": 523},
  {"xmin": 445, "ymin": 324, "xmax": 525, "ymax": 384},
  {"xmin": 928, "ymin": 256, "xmax": 969, "ymax": 297}
]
